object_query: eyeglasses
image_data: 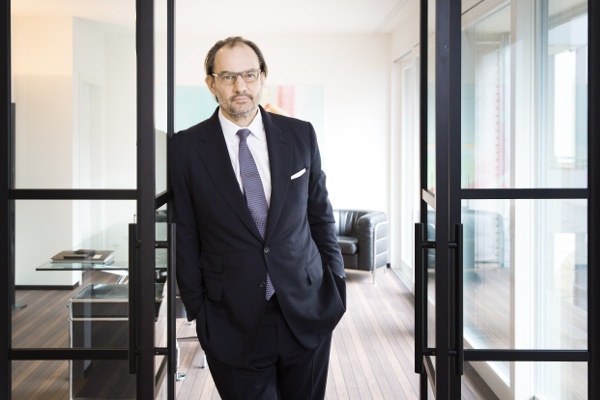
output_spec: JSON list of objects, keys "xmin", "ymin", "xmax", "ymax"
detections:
[{"xmin": 212, "ymin": 69, "xmax": 261, "ymax": 85}]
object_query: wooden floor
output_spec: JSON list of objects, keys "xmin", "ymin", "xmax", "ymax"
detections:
[
  {"xmin": 12, "ymin": 269, "xmax": 495, "ymax": 399},
  {"xmin": 175, "ymin": 269, "xmax": 423, "ymax": 399}
]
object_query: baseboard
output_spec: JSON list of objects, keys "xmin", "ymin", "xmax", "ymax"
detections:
[{"xmin": 16, "ymin": 282, "xmax": 80, "ymax": 291}]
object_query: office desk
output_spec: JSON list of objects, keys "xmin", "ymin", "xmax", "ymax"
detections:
[
  {"xmin": 69, "ymin": 283, "xmax": 164, "ymax": 399},
  {"xmin": 34, "ymin": 222, "xmax": 168, "ymax": 399},
  {"xmin": 36, "ymin": 222, "xmax": 168, "ymax": 280}
]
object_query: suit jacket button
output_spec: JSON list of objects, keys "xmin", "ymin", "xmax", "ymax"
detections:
[
  {"xmin": 264, "ymin": 247, "xmax": 270, "ymax": 253},
  {"xmin": 259, "ymin": 281, "xmax": 266, "ymax": 288}
]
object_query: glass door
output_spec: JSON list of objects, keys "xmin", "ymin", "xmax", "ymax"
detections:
[
  {"xmin": 1, "ymin": 0, "xmax": 177, "ymax": 398},
  {"xmin": 416, "ymin": 0, "xmax": 598, "ymax": 398}
]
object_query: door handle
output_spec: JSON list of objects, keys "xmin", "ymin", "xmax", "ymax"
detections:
[
  {"xmin": 415, "ymin": 223, "xmax": 436, "ymax": 373},
  {"xmin": 452, "ymin": 223, "xmax": 464, "ymax": 375},
  {"xmin": 414, "ymin": 223, "xmax": 425, "ymax": 374}
]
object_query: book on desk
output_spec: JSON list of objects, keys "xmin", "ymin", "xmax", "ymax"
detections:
[{"xmin": 51, "ymin": 249, "xmax": 115, "ymax": 264}]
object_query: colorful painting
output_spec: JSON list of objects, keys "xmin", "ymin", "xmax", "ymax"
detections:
[{"xmin": 175, "ymin": 85, "xmax": 325, "ymax": 139}]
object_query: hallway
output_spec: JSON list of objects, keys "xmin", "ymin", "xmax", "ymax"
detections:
[{"xmin": 12, "ymin": 269, "xmax": 496, "ymax": 399}]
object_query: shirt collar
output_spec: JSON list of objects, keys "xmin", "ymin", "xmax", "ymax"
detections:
[{"xmin": 218, "ymin": 107, "xmax": 266, "ymax": 142}]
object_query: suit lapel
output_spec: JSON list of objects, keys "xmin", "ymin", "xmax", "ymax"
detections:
[
  {"xmin": 262, "ymin": 108, "xmax": 293, "ymax": 242},
  {"xmin": 194, "ymin": 109, "xmax": 263, "ymax": 240}
]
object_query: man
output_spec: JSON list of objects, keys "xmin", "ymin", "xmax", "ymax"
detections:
[{"xmin": 169, "ymin": 36, "xmax": 346, "ymax": 399}]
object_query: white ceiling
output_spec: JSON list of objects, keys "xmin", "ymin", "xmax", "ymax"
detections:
[{"xmin": 11, "ymin": 0, "xmax": 413, "ymax": 35}]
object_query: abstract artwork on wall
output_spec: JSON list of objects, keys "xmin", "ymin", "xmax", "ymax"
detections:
[{"xmin": 176, "ymin": 85, "xmax": 325, "ymax": 140}]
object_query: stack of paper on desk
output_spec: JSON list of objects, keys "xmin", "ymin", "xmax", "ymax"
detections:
[{"xmin": 51, "ymin": 249, "xmax": 115, "ymax": 264}]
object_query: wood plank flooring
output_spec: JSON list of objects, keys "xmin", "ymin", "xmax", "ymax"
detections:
[{"xmin": 11, "ymin": 269, "xmax": 495, "ymax": 399}]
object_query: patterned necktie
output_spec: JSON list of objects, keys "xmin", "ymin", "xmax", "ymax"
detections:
[{"xmin": 237, "ymin": 129, "xmax": 275, "ymax": 300}]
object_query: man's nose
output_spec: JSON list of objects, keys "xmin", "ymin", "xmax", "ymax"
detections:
[{"xmin": 233, "ymin": 75, "xmax": 248, "ymax": 91}]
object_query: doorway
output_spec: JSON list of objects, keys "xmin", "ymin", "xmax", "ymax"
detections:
[
  {"xmin": 415, "ymin": 0, "xmax": 599, "ymax": 398},
  {"xmin": 1, "ymin": 0, "xmax": 178, "ymax": 399}
]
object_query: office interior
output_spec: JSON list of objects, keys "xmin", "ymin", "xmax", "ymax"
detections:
[{"xmin": 2, "ymin": 0, "xmax": 598, "ymax": 398}]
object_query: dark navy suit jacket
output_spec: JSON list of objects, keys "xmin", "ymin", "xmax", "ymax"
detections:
[{"xmin": 169, "ymin": 106, "xmax": 346, "ymax": 367}]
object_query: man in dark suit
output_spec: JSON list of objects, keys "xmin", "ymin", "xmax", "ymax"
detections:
[{"xmin": 169, "ymin": 36, "xmax": 346, "ymax": 399}]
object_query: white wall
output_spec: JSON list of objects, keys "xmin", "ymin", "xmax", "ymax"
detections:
[
  {"xmin": 103, "ymin": 30, "xmax": 136, "ymax": 190},
  {"xmin": 12, "ymin": 22, "xmax": 394, "ymax": 284},
  {"xmin": 176, "ymin": 33, "xmax": 392, "ymax": 213},
  {"xmin": 12, "ymin": 16, "xmax": 80, "ymax": 286},
  {"xmin": 12, "ymin": 17, "xmax": 137, "ymax": 286},
  {"xmin": 390, "ymin": 0, "xmax": 420, "ymax": 61},
  {"xmin": 389, "ymin": 0, "xmax": 421, "ymax": 284}
]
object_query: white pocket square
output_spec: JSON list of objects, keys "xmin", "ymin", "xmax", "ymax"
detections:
[{"xmin": 290, "ymin": 168, "xmax": 307, "ymax": 180}]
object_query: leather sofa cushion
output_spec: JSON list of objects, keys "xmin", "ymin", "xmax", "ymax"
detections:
[{"xmin": 337, "ymin": 236, "xmax": 358, "ymax": 255}]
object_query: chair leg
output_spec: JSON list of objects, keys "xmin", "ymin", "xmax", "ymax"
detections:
[
  {"xmin": 177, "ymin": 335, "xmax": 207, "ymax": 369},
  {"xmin": 176, "ymin": 340, "xmax": 187, "ymax": 381}
]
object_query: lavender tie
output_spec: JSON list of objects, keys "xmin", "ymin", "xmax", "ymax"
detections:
[{"xmin": 237, "ymin": 129, "xmax": 275, "ymax": 300}]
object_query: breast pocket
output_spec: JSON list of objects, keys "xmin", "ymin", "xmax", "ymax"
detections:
[{"xmin": 289, "ymin": 167, "xmax": 309, "ymax": 188}]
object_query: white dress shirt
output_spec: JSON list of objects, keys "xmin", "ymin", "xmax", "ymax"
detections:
[{"xmin": 218, "ymin": 109, "xmax": 272, "ymax": 207}]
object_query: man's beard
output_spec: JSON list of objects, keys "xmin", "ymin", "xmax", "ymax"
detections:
[{"xmin": 220, "ymin": 91, "xmax": 261, "ymax": 120}]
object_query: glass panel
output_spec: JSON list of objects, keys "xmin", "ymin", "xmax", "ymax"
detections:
[
  {"xmin": 71, "ymin": 338, "xmax": 135, "ymax": 399},
  {"xmin": 426, "ymin": 0, "xmax": 436, "ymax": 193},
  {"xmin": 462, "ymin": 199, "xmax": 587, "ymax": 356},
  {"xmin": 461, "ymin": 5, "xmax": 511, "ymax": 189},
  {"xmin": 154, "ymin": 264, "xmax": 168, "ymax": 396},
  {"xmin": 13, "ymin": 200, "xmax": 136, "ymax": 349},
  {"xmin": 543, "ymin": 0, "xmax": 588, "ymax": 188},
  {"xmin": 155, "ymin": 0, "xmax": 169, "ymax": 378},
  {"xmin": 11, "ymin": 0, "xmax": 136, "ymax": 189},
  {"xmin": 155, "ymin": 354, "xmax": 168, "ymax": 400},
  {"xmin": 12, "ymin": 360, "xmax": 69, "ymax": 398},
  {"xmin": 462, "ymin": 1, "xmax": 587, "ymax": 188},
  {"xmin": 155, "ymin": 0, "xmax": 168, "ymax": 195},
  {"xmin": 465, "ymin": 361, "xmax": 586, "ymax": 399}
]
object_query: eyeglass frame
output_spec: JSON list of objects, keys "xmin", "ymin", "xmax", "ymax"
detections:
[{"xmin": 211, "ymin": 69, "xmax": 262, "ymax": 85}]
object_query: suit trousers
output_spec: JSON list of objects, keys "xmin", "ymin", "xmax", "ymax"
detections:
[{"xmin": 206, "ymin": 295, "xmax": 333, "ymax": 400}]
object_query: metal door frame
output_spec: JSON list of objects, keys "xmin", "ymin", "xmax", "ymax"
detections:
[
  {"xmin": 416, "ymin": 0, "xmax": 600, "ymax": 398},
  {"xmin": 0, "ymin": 0, "xmax": 178, "ymax": 398}
]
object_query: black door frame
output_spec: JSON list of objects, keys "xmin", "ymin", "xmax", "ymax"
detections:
[
  {"xmin": 416, "ymin": 0, "xmax": 600, "ymax": 398},
  {"xmin": 0, "ymin": 0, "xmax": 178, "ymax": 398}
]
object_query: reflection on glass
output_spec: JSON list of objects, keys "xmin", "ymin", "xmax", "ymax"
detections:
[
  {"xmin": 426, "ymin": 0, "xmax": 436, "ymax": 193},
  {"xmin": 462, "ymin": 198, "xmax": 587, "ymax": 358},
  {"xmin": 462, "ymin": 1, "xmax": 587, "ymax": 188},
  {"xmin": 426, "ymin": 278, "xmax": 436, "ymax": 352},
  {"xmin": 426, "ymin": 205, "xmax": 436, "ymax": 350},
  {"xmin": 466, "ymin": 361, "xmax": 586, "ymax": 399},
  {"xmin": 544, "ymin": 1, "xmax": 588, "ymax": 188},
  {"xmin": 11, "ymin": 0, "xmax": 136, "ymax": 189},
  {"xmin": 462, "ymin": 5, "xmax": 511, "ymax": 189}
]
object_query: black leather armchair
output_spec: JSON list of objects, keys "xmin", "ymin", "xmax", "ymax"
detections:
[{"xmin": 333, "ymin": 209, "xmax": 389, "ymax": 283}]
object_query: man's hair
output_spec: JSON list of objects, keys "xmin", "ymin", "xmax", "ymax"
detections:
[{"xmin": 204, "ymin": 36, "xmax": 268, "ymax": 77}]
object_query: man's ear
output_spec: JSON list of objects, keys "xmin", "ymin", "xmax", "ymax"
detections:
[{"xmin": 205, "ymin": 75, "xmax": 216, "ymax": 94}]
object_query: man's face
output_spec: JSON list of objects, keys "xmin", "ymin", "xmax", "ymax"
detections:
[{"xmin": 206, "ymin": 43, "xmax": 265, "ymax": 124}]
